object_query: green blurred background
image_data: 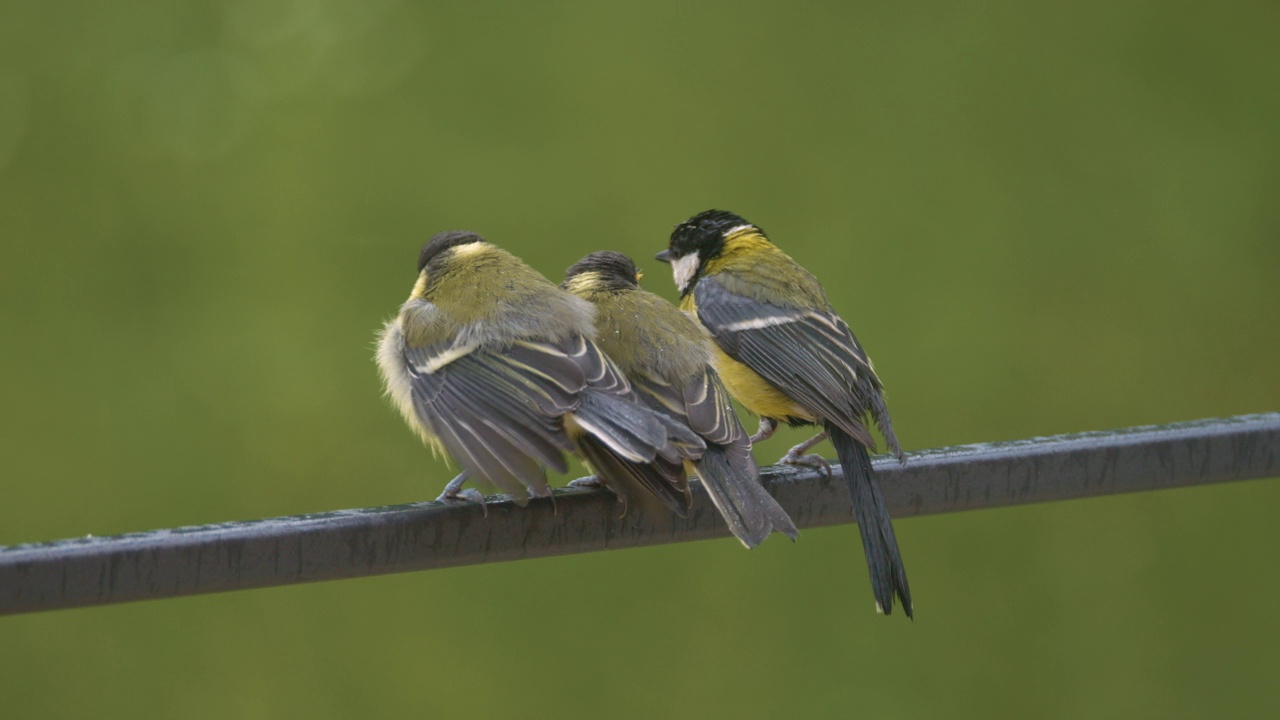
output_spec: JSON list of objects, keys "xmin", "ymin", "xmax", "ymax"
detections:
[{"xmin": 2, "ymin": 1, "xmax": 1278, "ymax": 717}]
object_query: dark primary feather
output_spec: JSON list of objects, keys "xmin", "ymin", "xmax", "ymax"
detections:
[
  {"xmin": 574, "ymin": 436, "xmax": 689, "ymax": 515},
  {"xmin": 572, "ymin": 389, "xmax": 669, "ymax": 464},
  {"xmin": 694, "ymin": 277, "xmax": 881, "ymax": 447}
]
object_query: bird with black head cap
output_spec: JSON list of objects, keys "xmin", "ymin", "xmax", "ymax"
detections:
[{"xmin": 657, "ymin": 211, "xmax": 912, "ymax": 617}]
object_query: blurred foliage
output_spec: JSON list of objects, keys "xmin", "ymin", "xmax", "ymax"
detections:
[{"xmin": 2, "ymin": 1, "xmax": 1278, "ymax": 718}]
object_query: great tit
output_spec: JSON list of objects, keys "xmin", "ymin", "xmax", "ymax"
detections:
[
  {"xmin": 657, "ymin": 210, "xmax": 911, "ymax": 617},
  {"xmin": 563, "ymin": 251, "xmax": 799, "ymax": 548},
  {"xmin": 377, "ymin": 230, "xmax": 702, "ymax": 508}
]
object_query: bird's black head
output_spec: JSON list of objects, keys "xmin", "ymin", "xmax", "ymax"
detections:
[
  {"xmin": 418, "ymin": 230, "xmax": 486, "ymax": 274},
  {"xmin": 563, "ymin": 250, "xmax": 642, "ymax": 292},
  {"xmin": 656, "ymin": 209, "xmax": 759, "ymax": 294},
  {"xmin": 666, "ymin": 210, "xmax": 756, "ymax": 260}
]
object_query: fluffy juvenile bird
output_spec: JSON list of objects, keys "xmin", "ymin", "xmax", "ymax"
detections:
[
  {"xmin": 657, "ymin": 211, "xmax": 912, "ymax": 617},
  {"xmin": 563, "ymin": 251, "xmax": 799, "ymax": 548},
  {"xmin": 377, "ymin": 230, "xmax": 702, "ymax": 506}
]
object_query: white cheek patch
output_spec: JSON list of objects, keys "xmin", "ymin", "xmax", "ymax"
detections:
[{"xmin": 671, "ymin": 254, "xmax": 701, "ymax": 292}]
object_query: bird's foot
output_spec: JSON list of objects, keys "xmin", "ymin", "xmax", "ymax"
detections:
[
  {"xmin": 435, "ymin": 471, "xmax": 488, "ymax": 516},
  {"xmin": 778, "ymin": 437, "xmax": 834, "ymax": 480}
]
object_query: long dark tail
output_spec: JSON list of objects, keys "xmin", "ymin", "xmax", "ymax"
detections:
[
  {"xmin": 826, "ymin": 421, "xmax": 912, "ymax": 618},
  {"xmin": 696, "ymin": 444, "xmax": 799, "ymax": 548}
]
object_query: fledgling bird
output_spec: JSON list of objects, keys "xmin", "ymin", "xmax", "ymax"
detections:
[
  {"xmin": 376, "ymin": 230, "xmax": 702, "ymax": 507},
  {"xmin": 563, "ymin": 251, "xmax": 799, "ymax": 548},
  {"xmin": 657, "ymin": 210, "xmax": 912, "ymax": 617}
]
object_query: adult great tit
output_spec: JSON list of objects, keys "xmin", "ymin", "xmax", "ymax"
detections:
[
  {"xmin": 563, "ymin": 251, "xmax": 799, "ymax": 548},
  {"xmin": 657, "ymin": 210, "xmax": 911, "ymax": 617},
  {"xmin": 377, "ymin": 230, "xmax": 701, "ymax": 508}
]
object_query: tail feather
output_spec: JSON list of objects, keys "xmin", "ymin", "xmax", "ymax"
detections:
[
  {"xmin": 651, "ymin": 413, "xmax": 708, "ymax": 463},
  {"xmin": 574, "ymin": 435, "xmax": 690, "ymax": 516},
  {"xmin": 826, "ymin": 421, "xmax": 912, "ymax": 618},
  {"xmin": 571, "ymin": 390, "xmax": 668, "ymax": 463},
  {"xmin": 869, "ymin": 391, "xmax": 905, "ymax": 463},
  {"xmin": 696, "ymin": 445, "xmax": 799, "ymax": 549}
]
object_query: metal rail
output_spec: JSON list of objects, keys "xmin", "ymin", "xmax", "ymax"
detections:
[{"xmin": 2, "ymin": 413, "xmax": 1277, "ymax": 616}]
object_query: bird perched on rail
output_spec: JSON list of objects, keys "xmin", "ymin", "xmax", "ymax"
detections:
[
  {"xmin": 563, "ymin": 251, "xmax": 799, "ymax": 548},
  {"xmin": 656, "ymin": 210, "xmax": 912, "ymax": 617},
  {"xmin": 376, "ymin": 230, "xmax": 702, "ymax": 507}
]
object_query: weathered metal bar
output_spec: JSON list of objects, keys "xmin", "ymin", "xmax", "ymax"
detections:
[{"xmin": 2, "ymin": 413, "xmax": 1277, "ymax": 616}]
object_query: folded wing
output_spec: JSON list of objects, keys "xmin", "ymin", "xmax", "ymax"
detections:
[
  {"xmin": 694, "ymin": 277, "xmax": 879, "ymax": 449},
  {"xmin": 404, "ymin": 338, "xmax": 584, "ymax": 500}
]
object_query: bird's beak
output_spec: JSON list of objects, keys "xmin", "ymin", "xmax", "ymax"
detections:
[{"xmin": 655, "ymin": 249, "xmax": 673, "ymax": 264}]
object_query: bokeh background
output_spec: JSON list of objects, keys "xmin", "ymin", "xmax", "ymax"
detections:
[{"xmin": 2, "ymin": 1, "xmax": 1278, "ymax": 717}]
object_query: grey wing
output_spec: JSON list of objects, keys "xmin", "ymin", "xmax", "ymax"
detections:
[
  {"xmin": 630, "ymin": 373, "xmax": 709, "ymax": 462},
  {"xmin": 694, "ymin": 277, "xmax": 880, "ymax": 449},
  {"xmin": 563, "ymin": 332, "xmax": 630, "ymax": 397},
  {"xmin": 404, "ymin": 339, "xmax": 584, "ymax": 500},
  {"xmin": 565, "ymin": 335, "xmax": 703, "ymax": 515},
  {"xmin": 630, "ymin": 367, "xmax": 744, "ymax": 450},
  {"xmin": 567, "ymin": 335, "xmax": 704, "ymax": 462},
  {"xmin": 678, "ymin": 368, "xmax": 747, "ymax": 447}
]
